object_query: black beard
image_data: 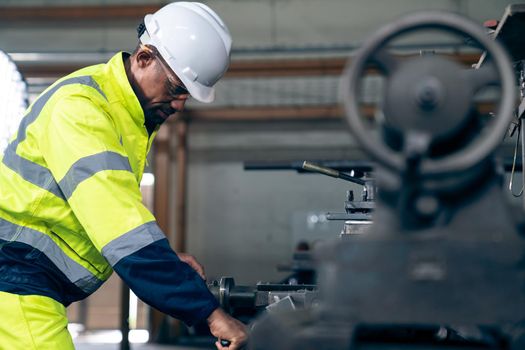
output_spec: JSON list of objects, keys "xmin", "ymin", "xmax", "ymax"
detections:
[
  {"xmin": 145, "ymin": 107, "xmax": 169, "ymax": 125},
  {"xmin": 144, "ymin": 110, "xmax": 166, "ymax": 135}
]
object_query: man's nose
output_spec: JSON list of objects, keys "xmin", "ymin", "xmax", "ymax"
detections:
[{"xmin": 171, "ymin": 95, "xmax": 189, "ymax": 111}]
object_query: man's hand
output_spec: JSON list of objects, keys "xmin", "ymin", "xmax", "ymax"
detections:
[
  {"xmin": 177, "ymin": 252, "xmax": 206, "ymax": 279},
  {"xmin": 208, "ymin": 308, "xmax": 248, "ymax": 350}
]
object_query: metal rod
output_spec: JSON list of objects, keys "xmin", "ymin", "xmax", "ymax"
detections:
[
  {"xmin": 520, "ymin": 116, "xmax": 525, "ymax": 210},
  {"xmin": 510, "ymin": 62, "xmax": 525, "ymax": 203},
  {"xmin": 302, "ymin": 161, "xmax": 366, "ymax": 185}
]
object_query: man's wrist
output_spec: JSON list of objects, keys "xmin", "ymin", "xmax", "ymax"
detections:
[{"xmin": 207, "ymin": 307, "xmax": 224, "ymax": 325}]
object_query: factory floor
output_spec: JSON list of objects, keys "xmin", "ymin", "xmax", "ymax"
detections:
[
  {"xmin": 75, "ymin": 345, "xmax": 203, "ymax": 350},
  {"xmin": 73, "ymin": 330, "xmax": 214, "ymax": 350}
]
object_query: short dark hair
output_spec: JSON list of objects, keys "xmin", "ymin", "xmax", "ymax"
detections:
[
  {"xmin": 133, "ymin": 21, "xmax": 147, "ymax": 55},
  {"xmin": 131, "ymin": 42, "xmax": 141, "ymax": 55}
]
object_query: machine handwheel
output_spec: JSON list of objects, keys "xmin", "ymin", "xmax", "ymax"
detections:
[{"xmin": 340, "ymin": 11, "xmax": 516, "ymax": 176}]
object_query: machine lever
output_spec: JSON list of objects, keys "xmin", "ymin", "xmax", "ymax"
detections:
[{"xmin": 302, "ymin": 161, "xmax": 366, "ymax": 185}]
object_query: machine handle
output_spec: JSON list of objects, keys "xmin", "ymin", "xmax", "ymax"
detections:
[
  {"xmin": 302, "ymin": 161, "xmax": 366, "ymax": 185},
  {"xmin": 220, "ymin": 339, "xmax": 231, "ymax": 347}
]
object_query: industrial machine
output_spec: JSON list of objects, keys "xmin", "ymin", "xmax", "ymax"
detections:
[
  {"xmin": 246, "ymin": 8, "xmax": 525, "ymax": 350},
  {"xmin": 302, "ymin": 161, "xmax": 375, "ymax": 237},
  {"xmin": 208, "ymin": 160, "xmax": 375, "ymax": 320}
]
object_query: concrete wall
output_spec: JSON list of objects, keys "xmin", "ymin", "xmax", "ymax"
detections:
[{"xmin": 180, "ymin": 120, "xmax": 364, "ymax": 284}]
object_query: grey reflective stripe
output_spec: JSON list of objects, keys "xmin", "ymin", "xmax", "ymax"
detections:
[
  {"xmin": 2, "ymin": 150, "xmax": 64, "ymax": 198},
  {"xmin": 59, "ymin": 151, "xmax": 132, "ymax": 199},
  {"xmin": 102, "ymin": 221, "xmax": 166, "ymax": 266},
  {"xmin": 0, "ymin": 217, "xmax": 104, "ymax": 294},
  {"xmin": 2, "ymin": 76, "xmax": 107, "ymax": 199}
]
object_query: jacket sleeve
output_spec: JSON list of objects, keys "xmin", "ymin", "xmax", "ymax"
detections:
[
  {"xmin": 112, "ymin": 237, "xmax": 219, "ymax": 325},
  {"xmin": 41, "ymin": 94, "xmax": 218, "ymax": 325}
]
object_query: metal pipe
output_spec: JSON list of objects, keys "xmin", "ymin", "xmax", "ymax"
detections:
[{"xmin": 521, "ymin": 118, "xmax": 525, "ymax": 211}]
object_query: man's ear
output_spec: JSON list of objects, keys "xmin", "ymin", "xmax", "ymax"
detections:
[{"xmin": 135, "ymin": 48, "xmax": 155, "ymax": 69}]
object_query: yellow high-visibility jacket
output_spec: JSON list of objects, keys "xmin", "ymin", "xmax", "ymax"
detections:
[{"xmin": 0, "ymin": 52, "xmax": 217, "ymax": 326}]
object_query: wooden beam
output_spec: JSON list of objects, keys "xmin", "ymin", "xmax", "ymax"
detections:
[
  {"xmin": 20, "ymin": 64, "xmax": 86, "ymax": 78},
  {"xmin": 225, "ymin": 53, "xmax": 481, "ymax": 77},
  {"xmin": 181, "ymin": 106, "xmax": 344, "ymax": 122},
  {"xmin": 174, "ymin": 120, "xmax": 188, "ymax": 253},
  {"xmin": 179, "ymin": 102, "xmax": 496, "ymax": 123},
  {"xmin": 153, "ymin": 124, "xmax": 171, "ymax": 237},
  {"xmin": 150, "ymin": 122, "xmax": 171, "ymax": 342},
  {"xmin": 17, "ymin": 53, "xmax": 482, "ymax": 79},
  {"xmin": 226, "ymin": 58, "xmax": 348, "ymax": 77}
]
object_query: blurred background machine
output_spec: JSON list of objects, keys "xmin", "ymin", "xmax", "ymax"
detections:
[
  {"xmin": 302, "ymin": 161, "xmax": 375, "ymax": 237},
  {"xmin": 208, "ymin": 159, "xmax": 376, "ymax": 315},
  {"xmin": 246, "ymin": 7, "xmax": 525, "ymax": 350}
]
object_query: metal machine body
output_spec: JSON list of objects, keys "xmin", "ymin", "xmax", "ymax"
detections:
[
  {"xmin": 208, "ymin": 277, "xmax": 318, "ymax": 318},
  {"xmin": 249, "ymin": 9, "xmax": 525, "ymax": 350}
]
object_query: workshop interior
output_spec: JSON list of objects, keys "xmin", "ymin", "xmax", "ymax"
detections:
[{"xmin": 1, "ymin": 1, "xmax": 525, "ymax": 349}]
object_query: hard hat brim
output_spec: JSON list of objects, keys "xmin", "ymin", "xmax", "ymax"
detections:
[{"xmin": 173, "ymin": 69, "xmax": 215, "ymax": 103}]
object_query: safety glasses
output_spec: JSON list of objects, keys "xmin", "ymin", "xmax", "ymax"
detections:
[
  {"xmin": 155, "ymin": 55, "xmax": 190, "ymax": 98},
  {"xmin": 143, "ymin": 45, "xmax": 190, "ymax": 99}
]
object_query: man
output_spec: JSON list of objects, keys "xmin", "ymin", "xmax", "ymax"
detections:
[{"xmin": 0, "ymin": 2, "xmax": 247, "ymax": 349}]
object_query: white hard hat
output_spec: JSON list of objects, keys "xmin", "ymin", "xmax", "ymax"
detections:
[{"xmin": 139, "ymin": 2, "xmax": 232, "ymax": 103}]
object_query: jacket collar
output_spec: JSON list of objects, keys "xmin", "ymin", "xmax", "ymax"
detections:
[{"xmin": 104, "ymin": 52, "xmax": 145, "ymax": 128}]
